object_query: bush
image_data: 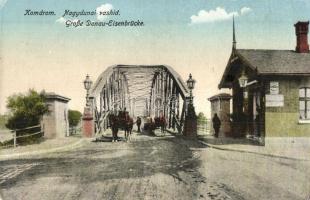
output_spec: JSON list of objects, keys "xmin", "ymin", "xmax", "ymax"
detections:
[
  {"xmin": 68, "ymin": 110, "xmax": 82, "ymax": 127},
  {"xmin": 197, "ymin": 112, "xmax": 207, "ymax": 122},
  {"xmin": 5, "ymin": 89, "xmax": 49, "ymax": 130}
]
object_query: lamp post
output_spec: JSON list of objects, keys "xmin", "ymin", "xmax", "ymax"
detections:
[
  {"xmin": 238, "ymin": 70, "xmax": 249, "ymax": 100},
  {"xmin": 186, "ymin": 73, "xmax": 196, "ymax": 104},
  {"xmin": 82, "ymin": 74, "xmax": 94, "ymax": 138},
  {"xmin": 184, "ymin": 73, "xmax": 197, "ymax": 137},
  {"xmin": 83, "ymin": 74, "xmax": 93, "ymax": 106}
]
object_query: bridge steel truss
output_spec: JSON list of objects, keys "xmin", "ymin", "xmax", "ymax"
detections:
[{"xmin": 88, "ymin": 65, "xmax": 191, "ymax": 135}]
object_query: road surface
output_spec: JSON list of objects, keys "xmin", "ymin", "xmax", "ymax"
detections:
[{"xmin": 1, "ymin": 131, "xmax": 310, "ymax": 200}]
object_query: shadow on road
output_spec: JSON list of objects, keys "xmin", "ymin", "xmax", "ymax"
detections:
[
  {"xmin": 0, "ymin": 133, "xmax": 207, "ymax": 190},
  {"xmin": 198, "ymin": 135, "xmax": 261, "ymax": 146}
]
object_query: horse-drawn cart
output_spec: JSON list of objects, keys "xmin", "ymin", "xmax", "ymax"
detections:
[
  {"xmin": 143, "ymin": 116, "xmax": 167, "ymax": 134},
  {"xmin": 108, "ymin": 111, "xmax": 133, "ymax": 142}
]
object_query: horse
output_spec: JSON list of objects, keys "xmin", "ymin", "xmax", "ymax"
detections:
[
  {"xmin": 109, "ymin": 114, "xmax": 119, "ymax": 142},
  {"xmin": 124, "ymin": 116, "xmax": 134, "ymax": 141},
  {"xmin": 109, "ymin": 111, "xmax": 135, "ymax": 142}
]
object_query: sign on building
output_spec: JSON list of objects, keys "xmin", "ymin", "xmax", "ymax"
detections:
[
  {"xmin": 270, "ymin": 82, "xmax": 279, "ymax": 95},
  {"xmin": 266, "ymin": 94, "xmax": 284, "ymax": 107}
]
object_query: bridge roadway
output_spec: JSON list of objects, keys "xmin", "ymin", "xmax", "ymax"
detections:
[{"xmin": 0, "ymin": 130, "xmax": 310, "ymax": 200}]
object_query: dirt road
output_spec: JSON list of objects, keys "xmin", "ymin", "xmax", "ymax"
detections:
[{"xmin": 1, "ymin": 131, "xmax": 309, "ymax": 200}]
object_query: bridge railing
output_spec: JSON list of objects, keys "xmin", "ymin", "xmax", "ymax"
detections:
[
  {"xmin": 173, "ymin": 116, "xmax": 182, "ymax": 134},
  {"xmin": 69, "ymin": 126, "xmax": 82, "ymax": 135},
  {"xmin": 95, "ymin": 110, "xmax": 113, "ymax": 134}
]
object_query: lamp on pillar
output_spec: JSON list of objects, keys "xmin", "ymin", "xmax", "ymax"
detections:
[
  {"xmin": 83, "ymin": 74, "xmax": 93, "ymax": 106},
  {"xmin": 183, "ymin": 73, "xmax": 197, "ymax": 138},
  {"xmin": 186, "ymin": 73, "xmax": 196, "ymax": 104},
  {"xmin": 82, "ymin": 74, "xmax": 94, "ymax": 138}
]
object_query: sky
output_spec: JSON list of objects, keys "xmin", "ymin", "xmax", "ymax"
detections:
[{"xmin": 0, "ymin": 0, "xmax": 310, "ymax": 117}]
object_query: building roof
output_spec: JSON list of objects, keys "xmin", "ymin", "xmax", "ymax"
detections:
[
  {"xmin": 208, "ymin": 93, "xmax": 232, "ymax": 101},
  {"xmin": 236, "ymin": 49, "xmax": 310, "ymax": 75},
  {"xmin": 45, "ymin": 92, "xmax": 70, "ymax": 102},
  {"xmin": 219, "ymin": 48, "xmax": 310, "ymax": 89}
]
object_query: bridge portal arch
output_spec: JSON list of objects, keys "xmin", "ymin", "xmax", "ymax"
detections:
[{"xmin": 87, "ymin": 65, "xmax": 193, "ymax": 135}]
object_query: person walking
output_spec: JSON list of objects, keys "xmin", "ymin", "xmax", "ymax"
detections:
[
  {"xmin": 136, "ymin": 116, "xmax": 142, "ymax": 133},
  {"xmin": 212, "ymin": 113, "xmax": 221, "ymax": 138},
  {"xmin": 159, "ymin": 115, "xmax": 166, "ymax": 134}
]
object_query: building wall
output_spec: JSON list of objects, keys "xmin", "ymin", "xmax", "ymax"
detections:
[
  {"xmin": 210, "ymin": 101, "xmax": 219, "ymax": 135},
  {"xmin": 210, "ymin": 99, "xmax": 231, "ymax": 137},
  {"xmin": 54, "ymin": 101, "xmax": 69, "ymax": 138},
  {"xmin": 220, "ymin": 100, "xmax": 231, "ymax": 137},
  {"xmin": 42, "ymin": 101, "xmax": 56, "ymax": 139},
  {"xmin": 42, "ymin": 100, "xmax": 69, "ymax": 138},
  {"xmin": 265, "ymin": 77, "xmax": 310, "ymax": 137}
]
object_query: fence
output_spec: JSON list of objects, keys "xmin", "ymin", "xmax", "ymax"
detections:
[
  {"xmin": 197, "ymin": 119, "xmax": 210, "ymax": 135},
  {"xmin": 0, "ymin": 124, "xmax": 44, "ymax": 148},
  {"xmin": 69, "ymin": 126, "xmax": 82, "ymax": 135}
]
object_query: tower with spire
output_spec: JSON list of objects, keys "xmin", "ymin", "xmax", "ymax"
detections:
[{"xmin": 232, "ymin": 15, "xmax": 236, "ymax": 50}]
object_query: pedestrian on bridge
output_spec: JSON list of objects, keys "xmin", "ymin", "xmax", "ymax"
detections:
[
  {"xmin": 159, "ymin": 115, "xmax": 166, "ymax": 134},
  {"xmin": 136, "ymin": 117, "xmax": 142, "ymax": 133}
]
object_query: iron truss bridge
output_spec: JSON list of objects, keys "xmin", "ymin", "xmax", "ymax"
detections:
[{"xmin": 88, "ymin": 65, "xmax": 192, "ymax": 134}]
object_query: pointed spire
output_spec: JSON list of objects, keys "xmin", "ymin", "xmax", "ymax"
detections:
[{"xmin": 232, "ymin": 15, "xmax": 236, "ymax": 50}]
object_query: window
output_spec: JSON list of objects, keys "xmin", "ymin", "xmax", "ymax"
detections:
[{"xmin": 299, "ymin": 87, "xmax": 310, "ymax": 120}]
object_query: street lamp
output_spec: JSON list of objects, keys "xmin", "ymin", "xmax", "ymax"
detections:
[
  {"xmin": 238, "ymin": 70, "xmax": 248, "ymax": 88},
  {"xmin": 83, "ymin": 74, "xmax": 93, "ymax": 106},
  {"xmin": 186, "ymin": 73, "xmax": 196, "ymax": 104},
  {"xmin": 184, "ymin": 73, "xmax": 197, "ymax": 137}
]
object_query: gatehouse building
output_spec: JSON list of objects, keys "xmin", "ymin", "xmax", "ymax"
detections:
[{"xmin": 218, "ymin": 20, "xmax": 310, "ymax": 144}]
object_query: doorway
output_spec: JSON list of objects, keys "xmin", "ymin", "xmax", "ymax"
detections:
[{"xmin": 252, "ymin": 91, "xmax": 261, "ymax": 137}]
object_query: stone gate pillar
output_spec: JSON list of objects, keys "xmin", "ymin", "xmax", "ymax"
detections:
[
  {"xmin": 82, "ymin": 74, "xmax": 95, "ymax": 138},
  {"xmin": 183, "ymin": 98, "xmax": 197, "ymax": 137},
  {"xmin": 42, "ymin": 92, "xmax": 70, "ymax": 139},
  {"xmin": 82, "ymin": 106, "xmax": 94, "ymax": 137},
  {"xmin": 208, "ymin": 93, "xmax": 232, "ymax": 137}
]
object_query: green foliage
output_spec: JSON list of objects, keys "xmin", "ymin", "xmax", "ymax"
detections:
[
  {"xmin": 5, "ymin": 89, "xmax": 49, "ymax": 130},
  {"xmin": 68, "ymin": 110, "xmax": 82, "ymax": 127},
  {"xmin": 197, "ymin": 112, "xmax": 208, "ymax": 128},
  {"xmin": 197, "ymin": 112, "xmax": 207, "ymax": 122}
]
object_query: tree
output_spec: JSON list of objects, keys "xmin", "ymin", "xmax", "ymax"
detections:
[
  {"xmin": 68, "ymin": 110, "xmax": 82, "ymax": 127},
  {"xmin": 5, "ymin": 89, "xmax": 49, "ymax": 129},
  {"xmin": 197, "ymin": 112, "xmax": 207, "ymax": 122}
]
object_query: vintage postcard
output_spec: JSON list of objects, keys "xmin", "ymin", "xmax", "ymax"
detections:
[{"xmin": 0, "ymin": 0, "xmax": 310, "ymax": 199}]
